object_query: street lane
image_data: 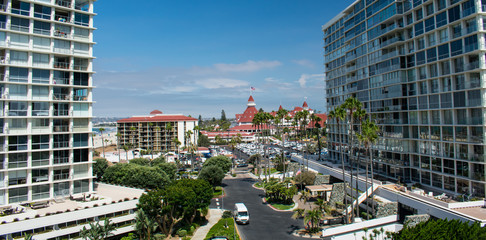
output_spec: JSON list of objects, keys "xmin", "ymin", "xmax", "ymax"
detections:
[{"xmin": 220, "ymin": 175, "xmax": 305, "ymax": 240}]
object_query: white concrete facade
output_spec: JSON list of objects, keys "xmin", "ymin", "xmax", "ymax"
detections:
[{"xmin": 0, "ymin": 0, "xmax": 96, "ymax": 207}]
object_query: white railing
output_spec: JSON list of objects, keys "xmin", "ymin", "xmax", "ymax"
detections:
[{"xmin": 322, "ymin": 215, "xmax": 399, "ymax": 238}]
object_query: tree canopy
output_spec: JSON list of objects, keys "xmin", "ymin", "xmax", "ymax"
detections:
[
  {"xmin": 198, "ymin": 165, "xmax": 225, "ymax": 186},
  {"xmin": 93, "ymin": 158, "xmax": 109, "ymax": 181},
  {"xmin": 203, "ymin": 156, "xmax": 232, "ymax": 173},
  {"xmin": 392, "ymin": 219, "xmax": 486, "ymax": 240},
  {"xmin": 102, "ymin": 163, "xmax": 170, "ymax": 189}
]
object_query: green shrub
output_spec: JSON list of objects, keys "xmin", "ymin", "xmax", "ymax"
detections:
[
  {"xmin": 177, "ymin": 229, "xmax": 188, "ymax": 237},
  {"xmin": 222, "ymin": 210, "xmax": 232, "ymax": 219},
  {"xmin": 153, "ymin": 233, "xmax": 166, "ymax": 240}
]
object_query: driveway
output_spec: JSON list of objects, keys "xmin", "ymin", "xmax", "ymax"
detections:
[{"xmin": 216, "ymin": 174, "xmax": 306, "ymax": 240}]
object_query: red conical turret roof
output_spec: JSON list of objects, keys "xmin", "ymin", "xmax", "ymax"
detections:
[
  {"xmin": 302, "ymin": 101, "xmax": 308, "ymax": 108},
  {"xmin": 150, "ymin": 110, "xmax": 163, "ymax": 115},
  {"xmin": 248, "ymin": 95, "xmax": 255, "ymax": 102}
]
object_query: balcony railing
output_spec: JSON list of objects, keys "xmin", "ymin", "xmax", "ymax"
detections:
[
  {"xmin": 54, "ymin": 141, "xmax": 70, "ymax": 148},
  {"xmin": 56, "ymin": 0, "xmax": 72, "ymax": 8},
  {"xmin": 54, "ymin": 110, "xmax": 69, "ymax": 116},
  {"xmin": 10, "ymin": 24, "xmax": 29, "ymax": 33},
  {"xmin": 34, "ymin": 28, "xmax": 51, "ymax": 36},
  {"xmin": 34, "ymin": 12, "xmax": 51, "ymax": 20},
  {"xmin": 54, "ymin": 30, "xmax": 72, "ymax": 38},
  {"xmin": 53, "ymin": 77, "xmax": 70, "ymax": 85},
  {"xmin": 54, "ymin": 125, "xmax": 69, "ymax": 132},
  {"xmin": 54, "ymin": 93, "xmax": 70, "ymax": 101},
  {"xmin": 73, "ymin": 95, "xmax": 88, "ymax": 101},
  {"xmin": 55, "ymin": 15, "xmax": 71, "ymax": 23},
  {"xmin": 73, "ymin": 65, "xmax": 88, "ymax": 71},
  {"xmin": 54, "ymin": 62, "xmax": 70, "ymax": 69},
  {"xmin": 11, "ymin": 8, "xmax": 29, "ymax": 16},
  {"xmin": 32, "ymin": 110, "xmax": 49, "ymax": 116},
  {"xmin": 54, "ymin": 173, "xmax": 70, "ymax": 180},
  {"xmin": 32, "ymin": 77, "xmax": 50, "ymax": 84},
  {"xmin": 54, "ymin": 157, "xmax": 70, "ymax": 164}
]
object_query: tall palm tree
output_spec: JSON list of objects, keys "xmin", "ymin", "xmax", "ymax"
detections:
[
  {"xmin": 166, "ymin": 122, "xmax": 173, "ymax": 151},
  {"xmin": 148, "ymin": 122, "xmax": 154, "ymax": 159},
  {"xmin": 329, "ymin": 106, "xmax": 347, "ymax": 223},
  {"xmin": 343, "ymin": 97, "xmax": 362, "ymax": 222},
  {"xmin": 361, "ymin": 119, "xmax": 379, "ymax": 218},
  {"xmin": 353, "ymin": 107, "xmax": 366, "ymax": 218},
  {"xmin": 299, "ymin": 110, "xmax": 310, "ymax": 170},
  {"xmin": 304, "ymin": 209, "xmax": 322, "ymax": 233},
  {"xmin": 99, "ymin": 127, "xmax": 105, "ymax": 157},
  {"xmin": 135, "ymin": 209, "xmax": 157, "ymax": 240},
  {"xmin": 116, "ymin": 132, "xmax": 121, "ymax": 162},
  {"xmin": 277, "ymin": 108, "xmax": 289, "ymax": 180},
  {"xmin": 252, "ymin": 113, "xmax": 263, "ymax": 177},
  {"xmin": 154, "ymin": 126, "xmax": 161, "ymax": 152},
  {"xmin": 310, "ymin": 114, "xmax": 323, "ymax": 161}
]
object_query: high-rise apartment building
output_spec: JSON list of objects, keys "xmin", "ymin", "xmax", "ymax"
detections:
[
  {"xmin": 324, "ymin": 0, "xmax": 485, "ymax": 197},
  {"xmin": 0, "ymin": 0, "xmax": 95, "ymax": 205}
]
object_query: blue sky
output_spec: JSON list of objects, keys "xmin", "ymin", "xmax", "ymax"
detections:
[{"xmin": 93, "ymin": 0, "xmax": 356, "ymax": 118}]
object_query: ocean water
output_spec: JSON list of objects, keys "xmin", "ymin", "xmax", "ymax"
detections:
[{"xmin": 93, "ymin": 127, "xmax": 117, "ymax": 134}]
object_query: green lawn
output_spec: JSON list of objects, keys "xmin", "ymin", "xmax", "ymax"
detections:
[
  {"xmin": 269, "ymin": 202, "xmax": 295, "ymax": 211},
  {"xmin": 254, "ymin": 182, "xmax": 264, "ymax": 188},
  {"xmin": 213, "ymin": 186, "xmax": 223, "ymax": 198},
  {"xmin": 205, "ymin": 218, "xmax": 240, "ymax": 240}
]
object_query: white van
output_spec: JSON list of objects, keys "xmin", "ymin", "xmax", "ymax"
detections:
[{"xmin": 234, "ymin": 203, "xmax": 249, "ymax": 224}]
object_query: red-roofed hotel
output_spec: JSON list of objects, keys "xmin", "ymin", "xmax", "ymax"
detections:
[{"xmin": 117, "ymin": 110, "xmax": 198, "ymax": 153}]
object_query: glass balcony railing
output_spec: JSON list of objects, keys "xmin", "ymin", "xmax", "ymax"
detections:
[
  {"xmin": 56, "ymin": 0, "xmax": 72, "ymax": 8},
  {"xmin": 53, "ymin": 141, "xmax": 70, "ymax": 148}
]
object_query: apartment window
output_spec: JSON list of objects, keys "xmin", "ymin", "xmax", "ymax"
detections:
[
  {"xmin": 420, "ymin": 111, "xmax": 429, "ymax": 124},
  {"xmin": 32, "ymin": 151, "xmax": 49, "ymax": 166},
  {"xmin": 426, "ymin": 3, "xmax": 434, "ymax": 15},
  {"xmin": 8, "ymin": 170, "xmax": 27, "ymax": 186},
  {"xmin": 73, "ymin": 133, "xmax": 88, "ymax": 147},
  {"xmin": 450, "ymin": 40, "xmax": 462, "ymax": 56},
  {"xmin": 415, "ymin": 9, "xmax": 423, "ymax": 21},
  {"xmin": 8, "ymin": 101, "xmax": 27, "ymax": 116},
  {"xmin": 437, "ymin": 0, "xmax": 446, "ymax": 10},
  {"xmin": 32, "ymin": 69, "xmax": 50, "ymax": 84},
  {"xmin": 33, "ymin": 53, "xmax": 50, "ymax": 67},
  {"xmin": 73, "ymin": 118, "xmax": 88, "ymax": 130},
  {"xmin": 416, "ymin": 51, "xmax": 425, "ymax": 65},
  {"xmin": 54, "ymin": 134, "xmax": 69, "ymax": 148},
  {"xmin": 9, "ymin": 67, "xmax": 28, "ymax": 82},
  {"xmin": 429, "ymin": 64, "xmax": 438, "ymax": 78},
  {"xmin": 457, "ymin": 109, "xmax": 467, "ymax": 125},
  {"xmin": 73, "ymin": 148, "xmax": 88, "ymax": 162},
  {"xmin": 73, "ymin": 42, "xmax": 89, "ymax": 55},
  {"xmin": 415, "ymin": 22, "xmax": 424, "ymax": 36},
  {"xmin": 10, "ymin": 17, "xmax": 29, "ymax": 32},
  {"xmin": 8, "ymin": 153, "xmax": 27, "ymax": 168},
  {"xmin": 441, "ymin": 93, "xmax": 452, "ymax": 108},
  {"xmin": 53, "ymin": 168, "xmax": 70, "ymax": 180},
  {"xmin": 9, "ymin": 187, "xmax": 27, "ymax": 203},
  {"xmin": 436, "ymin": 11, "xmax": 447, "ymax": 28},
  {"xmin": 32, "ymin": 168, "xmax": 49, "ymax": 182},
  {"xmin": 427, "ymin": 48, "xmax": 437, "ymax": 63},
  {"xmin": 438, "ymin": 44, "xmax": 449, "ymax": 59},
  {"xmin": 73, "ymin": 72, "xmax": 89, "ymax": 86},
  {"xmin": 73, "ymin": 164, "xmax": 89, "ymax": 178},
  {"xmin": 439, "ymin": 29, "xmax": 448, "ymax": 43},
  {"xmin": 456, "ymin": 161, "xmax": 469, "ymax": 177},
  {"xmin": 9, "ymin": 33, "xmax": 29, "ymax": 47},
  {"xmin": 54, "ymin": 39, "xmax": 71, "ymax": 54},
  {"xmin": 32, "ymin": 135, "xmax": 49, "ymax": 149},
  {"xmin": 8, "ymin": 136, "xmax": 27, "ymax": 151},
  {"xmin": 448, "ymin": 5, "xmax": 461, "ymax": 23},
  {"xmin": 431, "ymin": 110, "xmax": 440, "ymax": 124},
  {"xmin": 454, "ymin": 91, "xmax": 466, "ymax": 107},
  {"xmin": 34, "ymin": 4, "xmax": 51, "ymax": 20},
  {"xmin": 443, "ymin": 110, "xmax": 453, "ymax": 125},
  {"xmin": 32, "ymin": 86, "xmax": 49, "ymax": 99},
  {"xmin": 33, "ymin": 36, "xmax": 50, "ymax": 50},
  {"xmin": 74, "ymin": 179, "xmax": 89, "ymax": 193},
  {"xmin": 54, "ymin": 182, "xmax": 69, "ymax": 195},
  {"xmin": 430, "ymin": 78, "xmax": 439, "ymax": 92},
  {"xmin": 54, "ymin": 150, "xmax": 69, "ymax": 164},
  {"xmin": 468, "ymin": 90, "xmax": 481, "ymax": 107},
  {"xmin": 465, "ymin": 35, "xmax": 478, "ymax": 52},
  {"xmin": 32, "ymin": 184, "xmax": 50, "ymax": 200},
  {"xmin": 74, "ymin": 13, "xmax": 89, "ymax": 26},
  {"xmin": 419, "ymin": 81, "xmax": 428, "ymax": 94},
  {"xmin": 73, "ymin": 27, "xmax": 89, "ymax": 39},
  {"xmin": 454, "ymin": 75, "xmax": 465, "ymax": 90},
  {"xmin": 32, "ymin": 118, "xmax": 49, "ymax": 129},
  {"xmin": 452, "ymin": 24, "xmax": 462, "ymax": 39},
  {"xmin": 471, "ymin": 108, "xmax": 483, "ymax": 125},
  {"xmin": 425, "ymin": 17, "xmax": 435, "ymax": 32},
  {"xmin": 427, "ymin": 33, "xmax": 436, "ymax": 47},
  {"xmin": 453, "ymin": 57, "xmax": 464, "ymax": 73},
  {"xmin": 11, "ymin": 0, "xmax": 30, "ymax": 16},
  {"xmin": 429, "ymin": 95, "xmax": 440, "ymax": 109},
  {"xmin": 9, "ymin": 84, "xmax": 27, "ymax": 97},
  {"xmin": 9, "ymin": 119, "xmax": 27, "ymax": 129},
  {"xmin": 33, "ymin": 20, "xmax": 50, "ymax": 35}
]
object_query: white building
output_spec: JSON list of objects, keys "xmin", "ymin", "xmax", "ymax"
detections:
[{"xmin": 0, "ymin": 0, "xmax": 96, "ymax": 208}]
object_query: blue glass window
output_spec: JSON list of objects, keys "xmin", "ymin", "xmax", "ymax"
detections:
[
  {"xmin": 424, "ymin": 17, "xmax": 435, "ymax": 32},
  {"xmin": 438, "ymin": 43, "xmax": 449, "ymax": 60},
  {"xmin": 465, "ymin": 35, "xmax": 478, "ymax": 52},
  {"xmin": 448, "ymin": 6, "xmax": 460, "ymax": 23},
  {"xmin": 435, "ymin": 11, "xmax": 447, "ymax": 28},
  {"xmin": 415, "ymin": 22, "xmax": 424, "ymax": 36},
  {"xmin": 450, "ymin": 39, "xmax": 463, "ymax": 56},
  {"xmin": 427, "ymin": 48, "xmax": 437, "ymax": 63}
]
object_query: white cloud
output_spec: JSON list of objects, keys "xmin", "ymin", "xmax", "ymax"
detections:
[
  {"xmin": 213, "ymin": 60, "xmax": 282, "ymax": 73},
  {"xmin": 298, "ymin": 73, "xmax": 325, "ymax": 88},
  {"xmin": 196, "ymin": 78, "xmax": 249, "ymax": 89},
  {"xmin": 292, "ymin": 59, "xmax": 315, "ymax": 68}
]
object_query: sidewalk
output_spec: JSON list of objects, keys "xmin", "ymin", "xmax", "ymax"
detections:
[{"xmin": 192, "ymin": 208, "xmax": 223, "ymax": 240}]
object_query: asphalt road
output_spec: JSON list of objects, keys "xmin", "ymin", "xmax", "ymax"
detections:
[{"xmin": 216, "ymin": 175, "xmax": 305, "ymax": 240}]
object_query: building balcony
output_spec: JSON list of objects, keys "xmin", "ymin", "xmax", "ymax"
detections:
[
  {"xmin": 32, "ymin": 110, "xmax": 49, "ymax": 117},
  {"xmin": 53, "ymin": 93, "xmax": 71, "ymax": 101},
  {"xmin": 54, "ymin": 30, "xmax": 72, "ymax": 39},
  {"xmin": 11, "ymin": 7, "xmax": 29, "ymax": 16},
  {"xmin": 34, "ymin": 28, "xmax": 51, "ymax": 36},
  {"xmin": 56, "ymin": 0, "xmax": 72, "ymax": 8},
  {"xmin": 53, "ymin": 173, "xmax": 70, "ymax": 181},
  {"xmin": 53, "ymin": 125, "xmax": 70, "ymax": 132},
  {"xmin": 53, "ymin": 141, "xmax": 70, "ymax": 148},
  {"xmin": 54, "ymin": 62, "xmax": 70, "ymax": 69},
  {"xmin": 54, "ymin": 157, "xmax": 70, "ymax": 164}
]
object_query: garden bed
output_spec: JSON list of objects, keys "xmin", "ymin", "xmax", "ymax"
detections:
[{"xmin": 205, "ymin": 217, "xmax": 240, "ymax": 240}]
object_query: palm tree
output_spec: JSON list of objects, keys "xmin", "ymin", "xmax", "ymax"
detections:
[
  {"xmin": 116, "ymin": 132, "xmax": 121, "ymax": 162},
  {"xmin": 361, "ymin": 119, "xmax": 379, "ymax": 218},
  {"xmin": 292, "ymin": 208, "xmax": 305, "ymax": 219},
  {"xmin": 310, "ymin": 114, "xmax": 323, "ymax": 161},
  {"xmin": 328, "ymin": 105, "xmax": 347, "ymax": 223},
  {"xmin": 252, "ymin": 112, "xmax": 263, "ymax": 177},
  {"xmin": 261, "ymin": 112, "xmax": 274, "ymax": 180},
  {"xmin": 148, "ymin": 122, "xmax": 154, "ymax": 159},
  {"xmin": 122, "ymin": 144, "xmax": 131, "ymax": 162},
  {"xmin": 154, "ymin": 126, "xmax": 161, "ymax": 152},
  {"xmin": 343, "ymin": 97, "xmax": 362, "ymax": 222},
  {"xmin": 353, "ymin": 107, "xmax": 366, "ymax": 218},
  {"xmin": 80, "ymin": 218, "xmax": 115, "ymax": 240},
  {"xmin": 166, "ymin": 122, "xmax": 174, "ymax": 151},
  {"xmin": 135, "ymin": 209, "xmax": 157, "ymax": 240},
  {"xmin": 304, "ymin": 209, "xmax": 322, "ymax": 233},
  {"xmin": 98, "ymin": 127, "xmax": 105, "ymax": 157}
]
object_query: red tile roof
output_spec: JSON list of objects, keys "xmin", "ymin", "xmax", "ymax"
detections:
[
  {"xmin": 117, "ymin": 115, "xmax": 197, "ymax": 123},
  {"xmin": 150, "ymin": 110, "xmax": 163, "ymax": 115},
  {"xmin": 248, "ymin": 95, "xmax": 255, "ymax": 102},
  {"xmin": 229, "ymin": 124, "xmax": 274, "ymax": 131},
  {"xmin": 235, "ymin": 106, "xmax": 259, "ymax": 123},
  {"xmin": 303, "ymin": 101, "xmax": 308, "ymax": 108}
]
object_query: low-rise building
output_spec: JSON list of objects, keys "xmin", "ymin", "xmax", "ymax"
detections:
[{"xmin": 117, "ymin": 110, "xmax": 198, "ymax": 154}]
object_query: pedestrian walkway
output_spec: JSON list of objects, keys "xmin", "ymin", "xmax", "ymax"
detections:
[{"xmin": 192, "ymin": 208, "xmax": 223, "ymax": 240}]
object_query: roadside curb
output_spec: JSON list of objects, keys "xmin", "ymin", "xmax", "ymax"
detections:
[
  {"xmin": 262, "ymin": 197, "xmax": 297, "ymax": 212},
  {"xmin": 252, "ymin": 182, "xmax": 264, "ymax": 190}
]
